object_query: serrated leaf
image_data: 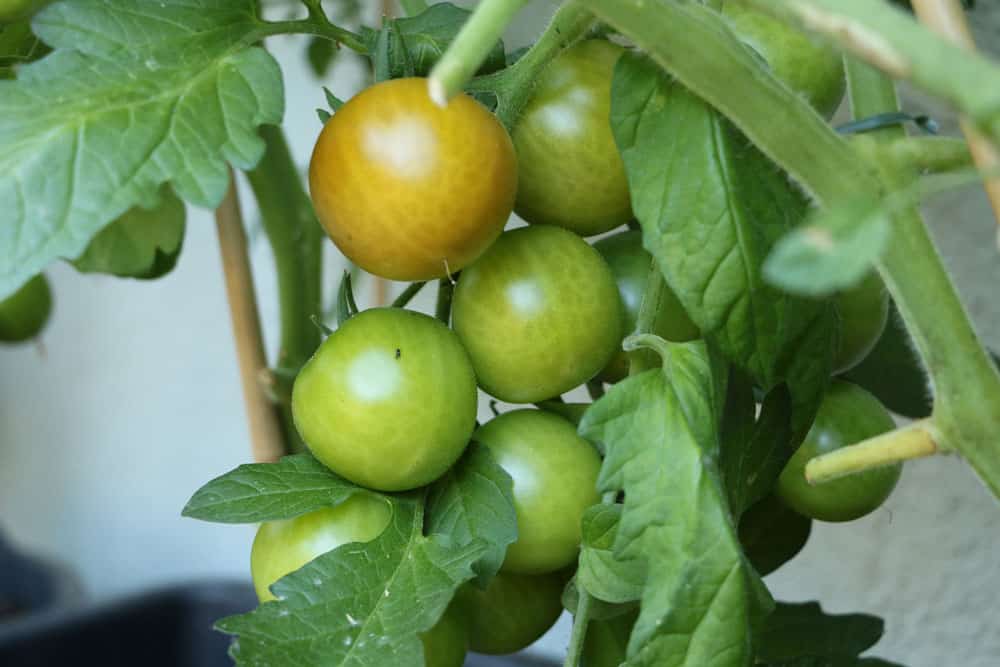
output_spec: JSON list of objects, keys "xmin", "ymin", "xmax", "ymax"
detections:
[
  {"xmin": 0, "ymin": 20, "xmax": 49, "ymax": 79},
  {"xmin": 307, "ymin": 37, "xmax": 337, "ymax": 78},
  {"xmin": 610, "ymin": 53, "xmax": 835, "ymax": 441},
  {"xmin": 71, "ymin": 186, "xmax": 185, "ymax": 279},
  {"xmin": 765, "ymin": 659, "xmax": 904, "ymax": 667},
  {"xmin": 218, "ymin": 495, "xmax": 486, "ymax": 667},
  {"xmin": 764, "ymin": 201, "xmax": 891, "ymax": 297},
  {"xmin": 425, "ymin": 443, "xmax": 517, "ymax": 585},
  {"xmin": 577, "ymin": 504, "xmax": 644, "ymax": 604},
  {"xmin": 579, "ymin": 342, "xmax": 772, "ymax": 667},
  {"xmin": 0, "ymin": 0, "xmax": 283, "ymax": 299},
  {"xmin": 756, "ymin": 602, "xmax": 883, "ymax": 664},
  {"xmin": 562, "ymin": 578, "xmax": 638, "ymax": 621},
  {"xmin": 360, "ymin": 2, "xmax": 504, "ymax": 80},
  {"xmin": 182, "ymin": 454, "xmax": 366, "ymax": 524}
]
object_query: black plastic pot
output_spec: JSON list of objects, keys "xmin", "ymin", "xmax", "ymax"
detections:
[{"xmin": 0, "ymin": 579, "xmax": 557, "ymax": 667}]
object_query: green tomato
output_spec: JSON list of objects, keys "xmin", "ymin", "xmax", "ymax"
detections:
[
  {"xmin": 292, "ymin": 308, "xmax": 477, "ymax": 491},
  {"xmin": 452, "ymin": 225, "xmax": 622, "ymax": 403},
  {"xmin": 420, "ymin": 605, "xmax": 468, "ymax": 667},
  {"xmin": 512, "ymin": 40, "xmax": 631, "ymax": 236},
  {"xmin": 250, "ymin": 494, "xmax": 392, "ymax": 603},
  {"xmin": 0, "ymin": 274, "xmax": 52, "ymax": 343},
  {"xmin": 723, "ymin": 5, "xmax": 846, "ymax": 117},
  {"xmin": 593, "ymin": 231, "xmax": 699, "ymax": 381},
  {"xmin": 582, "ymin": 610, "xmax": 637, "ymax": 667},
  {"xmin": 0, "ymin": 0, "xmax": 45, "ymax": 22},
  {"xmin": 475, "ymin": 410, "xmax": 601, "ymax": 574},
  {"xmin": 833, "ymin": 272, "xmax": 890, "ymax": 374},
  {"xmin": 738, "ymin": 494, "xmax": 811, "ymax": 577},
  {"xmin": 453, "ymin": 571, "xmax": 565, "ymax": 655},
  {"xmin": 777, "ymin": 380, "xmax": 901, "ymax": 522}
]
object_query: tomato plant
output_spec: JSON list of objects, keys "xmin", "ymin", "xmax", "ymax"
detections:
[
  {"xmin": 512, "ymin": 40, "xmax": 632, "ymax": 236},
  {"xmin": 452, "ymin": 224, "xmax": 622, "ymax": 402},
  {"xmin": 474, "ymin": 409, "xmax": 602, "ymax": 574},
  {"xmin": 6, "ymin": 0, "xmax": 1000, "ymax": 666},
  {"xmin": 291, "ymin": 307, "xmax": 477, "ymax": 492}
]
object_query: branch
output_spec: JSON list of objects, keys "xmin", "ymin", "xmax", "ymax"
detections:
[
  {"xmin": 214, "ymin": 171, "xmax": 287, "ymax": 464},
  {"xmin": 806, "ymin": 419, "xmax": 938, "ymax": 484}
]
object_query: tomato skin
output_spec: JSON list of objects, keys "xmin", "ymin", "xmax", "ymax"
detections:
[
  {"xmin": 420, "ymin": 605, "xmax": 468, "ymax": 667},
  {"xmin": 723, "ymin": 5, "xmax": 846, "ymax": 117},
  {"xmin": 475, "ymin": 410, "xmax": 601, "ymax": 574},
  {"xmin": 250, "ymin": 495, "xmax": 392, "ymax": 603},
  {"xmin": 0, "ymin": 274, "xmax": 51, "ymax": 343},
  {"xmin": 453, "ymin": 571, "xmax": 565, "ymax": 655},
  {"xmin": 593, "ymin": 231, "xmax": 699, "ymax": 381},
  {"xmin": 512, "ymin": 40, "xmax": 631, "ymax": 236},
  {"xmin": 452, "ymin": 225, "xmax": 623, "ymax": 403},
  {"xmin": 582, "ymin": 611, "xmax": 637, "ymax": 667},
  {"xmin": 777, "ymin": 380, "xmax": 901, "ymax": 522},
  {"xmin": 292, "ymin": 308, "xmax": 477, "ymax": 491},
  {"xmin": 309, "ymin": 77, "xmax": 517, "ymax": 281},
  {"xmin": 833, "ymin": 273, "xmax": 890, "ymax": 374}
]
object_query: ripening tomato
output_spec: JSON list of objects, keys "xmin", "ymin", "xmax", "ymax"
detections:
[
  {"xmin": 453, "ymin": 571, "xmax": 566, "ymax": 655},
  {"xmin": 451, "ymin": 225, "xmax": 623, "ymax": 403},
  {"xmin": 420, "ymin": 605, "xmax": 468, "ymax": 667},
  {"xmin": 777, "ymin": 381, "xmax": 901, "ymax": 522},
  {"xmin": 0, "ymin": 274, "xmax": 51, "ymax": 343},
  {"xmin": 250, "ymin": 494, "xmax": 392, "ymax": 603},
  {"xmin": 309, "ymin": 77, "xmax": 517, "ymax": 281},
  {"xmin": 512, "ymin": 40, "xmax": 632, "ymax": 236},
  {"xmin": 475, "ymin": 409, "xmax": 602, "ymax": 574},
  {"xmin": 292, "ymin": 308, "xmax": 477, "ymax": 491},
  {"xmin": 833, "ymin": 272, "xmax": 890, "ymax": 374},
  {"xmin": 594, "ymin": 231, "xmax": 699, "ymax": 381},
  {"xmin": 723, "ymin": 5, "xmax": 846, "ymax": 117}
]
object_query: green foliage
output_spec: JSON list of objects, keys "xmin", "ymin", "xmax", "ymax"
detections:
[
  {"xmin": 579, "ymin": 342, "xmax": 771, "ymax": 667},
  {"xmin": 218, "ymin": 495, "xmax": 486, "ymax": 667},
  {"xmin": 335, "ymin": 270, "xmax": 360, "ymax": 326},
  {"xmin": 0, "ymin": 19, "xmax": 48, "ymax": 79},
  {"xmin": 182, "ymin": 454, "xmax": 367, "ymax": 524},
  {"xmin": 0, "ymin": 0, "xmax": 283, "ymax": 299},
  {"xmin": 72, "ymin": 187, "xmax": 186, "ymax": 279},
  {"xmin": 361, "ymin": 3, "xmax": 504, "ymax": 81},
  {"xmin": 610, "ymin": 53, "xmax": 836, "ymax": 446},
  {"xmin": 425, "ymin": 443, "xmax": 517, "ymax": 586},
  {"xmin": 576, "ymin": 504, "xmax": 643, "ymax": 604},
  {"xmin": 755, "ymin": 602, "xmax": 889, "ymax": 665}
]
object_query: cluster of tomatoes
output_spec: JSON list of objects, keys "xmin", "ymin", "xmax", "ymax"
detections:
[{"xmin": 245, "ymin": 9, "xmax": 904, "ymax": 666}]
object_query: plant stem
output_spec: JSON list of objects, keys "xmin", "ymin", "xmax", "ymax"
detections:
[
  {"xmin": 563, "ymin": 584, "xmax": 593, "ymax": 667},
  {"xmin": 214, "ymin": 171, "xmax": 287, "ymax": 463},
  {"xmin": 399, "ymin": 0, "xmax": 428, "ymax": 16},
  {"xmin": 586, "ymin": 380, "xmax": 605, "ymax": 401},
  {"xmin": 258, "ymin": 18, "xmax": 368, "ymax": 53},
  {"xmin": 391, "ymin": 281, "xmax": 427, "ymax": 308},
  {"xmin": 628, "ymin": 260, "xmax": 667, "ymax": 377},
  {"xmin": 427, "ymin": 0, "xmax": 530, "ymax": 106},
  {"xmin": 847, "ymin": 60, "xmax": 1000, "ymax": 496},
  {"xmin": 468, "ymin": 2, "xmax": 596, "ymax": 130},
  {"xmin": 435, "ymin": 278, "xmax": 454, "ymax": 324},
  {"xmin": 862, "ymin": 136, "xmax": 972, "ymax": 173},
  {"xmin": 910, "ymin": 0, "xmax": 1000, "ymax": 232},
  {"xmin": 740, "ymin": 0, "xmax": 1000, "ymax": 146},
  {"xmin": 806, "ymin": 419, "xmax": 939, "ymax": 484},
  {"xmin": 245, "ymin": 125, "xmax": 323, "ymax": 454}
]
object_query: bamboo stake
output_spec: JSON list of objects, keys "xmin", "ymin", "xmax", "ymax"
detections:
[
  {"xmin": 911, "ymin": 0, "xmax": 1000, "ymax": 237},
  {"xmin": 215, "ymin": 171, "xmax": 286, "ymax": 463}
]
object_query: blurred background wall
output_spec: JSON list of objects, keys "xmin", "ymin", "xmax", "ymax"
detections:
[{"xmin": 1, "ymin": 1, "xmax": 998, "ymax": 665}]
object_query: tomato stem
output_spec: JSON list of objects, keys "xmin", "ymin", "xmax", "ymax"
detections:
[
  {"xmin": 805, "ymin": 419, "xmax": 939, "ymax": 485},
  {"xmin": 852, "ymin": 136, "xmax": 973, "ymax": 174},
  {"xmin": 562, "ymin": 582, "xmax": 594, "ymax": 667},
  {"xmin": 627, "ymin": 260, "xmax": 668, "ymax": 377},
  {"xmin": 427, "ymin": 0, "xmax": 530, "ymax": 106},
  {"xmin": 258, "ymin": 17, "xmax": 368, "ymax": 54},
  {"xmin": 435, "ymin": 278, "xmax": 454, "ymax": 324},
  {"xmin": 391, "ymin": 281, "xmax": 428, "ymax": 309}
]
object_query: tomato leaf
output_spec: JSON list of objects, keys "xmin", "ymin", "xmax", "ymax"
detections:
[
  {"xmin": 579, "ymin": 342, "xmax": 772, "ymax": 667},
  {"xmin": 217, "ymin": 495, "xmax": 485, "ymax": 667},
  {"xmin": 737, "ymin": 495, "xmax": 811, "ymax": 578},
  {"xmin": 0, "ymin": 0, "xmax": 283, "ymax": 299},
  {"xmin": 610, "ymin": 53, "xmax": 835, "ymax": 443},
  {"xmin": 182, "ymin": 454, "xmax": 368, "ymax": 524},
  {"xmin": 71, "ymin": 187, "xmax": 186, "ymax": 279},
  {"xmin": 577, "ymin": 503, "xmax": 644, "ymax": 604},
  {"xmin": 755, "ymin": 602, "xmax": 886, "ymax": 664},
  {"xmin": 562, "ymin": 578, "xmax": 638, "ymax": 621},
  {"xmin": 360, "ymin": 2, "xmax": 505, "ymax": 80},
  {"xmin": 0, "ymin": 20, "xmax": 49, "ymax": 79},
  {"xmin": 425, "ymin": 443, "xmax": 517, "ymax": 586}
]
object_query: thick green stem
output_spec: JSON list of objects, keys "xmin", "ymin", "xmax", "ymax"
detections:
[
  {"xmin": 563, "ymin": 583, "xmax": 594, "ymax": 667},
  {"xmin": 848, "ymin": 61, "xmax": 1000, "ymax": 496},
  {"xmin": 806, "ymin": 419, "xmax": 939, "ymax": 484},
  {"xmin": 246, "ymin": 125, "xmax": 324, "ymax": 453},
  {"xmin": 257, "ymin": 18, "xmax": 367, "ymax": 53},
  {"xmin": 427, "ymin": 0, "xmax": 530, "ymax": 105},
  {"xmin": 435, "ymin": 278, "xmax": 454, "ymax": 324},
  {"xmin": 742, "ymin": 0, "xmax": 1000, "ymax": 145}
]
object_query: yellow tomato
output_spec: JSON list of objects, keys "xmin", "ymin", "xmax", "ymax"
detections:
[{"xmin": 309, "ymin": 78, "xmax": 517, "ymax": 281}]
